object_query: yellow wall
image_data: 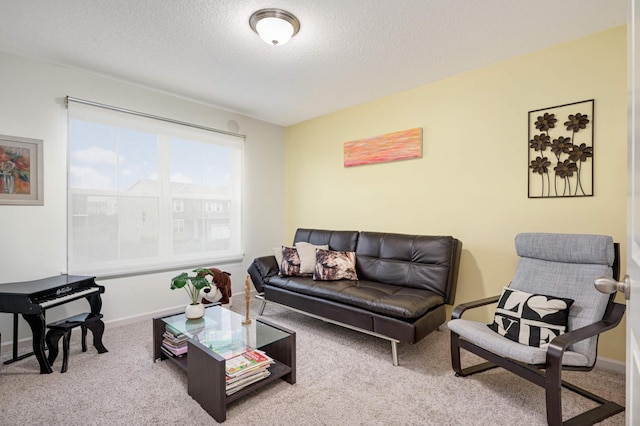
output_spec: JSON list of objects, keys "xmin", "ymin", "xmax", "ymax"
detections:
[{"xmin": 285, "ymin": 26, "xmax": 627, "ymax": 362}]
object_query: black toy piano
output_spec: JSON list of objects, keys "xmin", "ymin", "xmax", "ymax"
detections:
[{"xmin": 0, "ymin": 275, "xmax": 106, "ymax": 374}]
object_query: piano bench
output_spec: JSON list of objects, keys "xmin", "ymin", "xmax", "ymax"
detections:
[{"xmin": 45, "ymin": 313, "xmax": 107, "ymax": 373}]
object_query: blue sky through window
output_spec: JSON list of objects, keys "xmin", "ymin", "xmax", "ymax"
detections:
[
  {"xmin": 170, "ymin": 138, "xmax": 231, "ymax": 189},
  {"xmin": 69, "ymin": 120, "xmax": 232, "ymax": 192},
  {"xmin": 69, "ymin": 120, "xmax": 157, "ymax": 191}
]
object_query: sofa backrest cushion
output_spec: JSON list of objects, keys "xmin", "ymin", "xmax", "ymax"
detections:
[
  {"xmin": 294, "ymin": 228, "xmax": 359, "ymax": 252},
  {"xmin": 355, "ymin": 231, "xmax": 461, "ymax": 304}
]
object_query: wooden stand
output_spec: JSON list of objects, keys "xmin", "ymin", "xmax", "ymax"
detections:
[{"xmin": 242, "ymin": 275, "xmax": 252, "ymax": 325}]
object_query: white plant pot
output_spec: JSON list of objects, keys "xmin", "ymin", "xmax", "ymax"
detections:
[{"xmin": 185, "ymin": 302, "xmax": 205, "ymax": 320}]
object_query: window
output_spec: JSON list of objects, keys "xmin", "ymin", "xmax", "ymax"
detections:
[
  {"xmin": 173, "ymin": 219, "xmax": 185, "ymax": 235},
  {"xmin": 204, "ymin": 201, "xmax": 224, "ymax": 213},
  {"xmin": 67, "ymin": 99, "xmax": 244, "ymax": 277}
]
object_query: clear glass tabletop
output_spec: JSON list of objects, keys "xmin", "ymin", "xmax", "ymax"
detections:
[{"xmin": 161, "ymin": 304, "xmax": 290, "ymax": 359}]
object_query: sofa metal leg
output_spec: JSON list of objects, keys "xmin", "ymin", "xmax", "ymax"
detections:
[
  {"xmin": 257, "ymin": 297, "xmax": 403, "ymax": 366},
  {"xmin": 391, "ymin": 341, "xmax": 398, "ymax": 366}
]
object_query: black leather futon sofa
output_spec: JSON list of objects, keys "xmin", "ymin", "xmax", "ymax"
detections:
[{"xmin": 248, "ymin": 228, "xmax": 462, "ymax": 365}]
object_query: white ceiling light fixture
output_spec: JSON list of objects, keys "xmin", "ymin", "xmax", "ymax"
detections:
[{"xmin": 249, "ymin": 8, "xmax": 300, "ymax": 46}]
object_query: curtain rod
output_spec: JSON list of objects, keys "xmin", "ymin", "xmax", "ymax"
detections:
[{"xmin": 66, "ymin": 96, "xmax": 246, "ymax": 139}]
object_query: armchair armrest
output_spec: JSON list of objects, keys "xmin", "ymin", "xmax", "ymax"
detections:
[
  {"xmin": 451, "ymin": 295, "xmax": 500, "ymax": 320},
  {"xmin": 546, "ymin": 302, "xmax": 626, "ymax": 368},
  {"xmin": 247, "ymin": 255, "xmax": 279, "ymax": 293}
]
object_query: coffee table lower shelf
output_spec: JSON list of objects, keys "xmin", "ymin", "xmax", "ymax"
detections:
[{"xmin": 161, "ymin": 356, "xmax": 291, "ymax": 401}]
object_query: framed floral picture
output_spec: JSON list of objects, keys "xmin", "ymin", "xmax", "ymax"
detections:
[
  {"xmin": 528, "ymin": 99, "xmax": 594, "ymax": 198},
  {"xmin": 0, "ymin": 134, "xmax": 43, "ymax": 205}
]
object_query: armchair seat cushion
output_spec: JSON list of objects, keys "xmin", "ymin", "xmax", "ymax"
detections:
[{"xmin": 447, "ymin": 318, "xmax": 589, "ymax": 367}]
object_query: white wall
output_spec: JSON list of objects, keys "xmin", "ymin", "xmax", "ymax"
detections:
[{"xmin": 0, "ymin": 51, "xmax": 286, "ymax": 348}]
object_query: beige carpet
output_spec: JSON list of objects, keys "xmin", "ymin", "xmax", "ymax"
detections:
[{"xmin": 0, "ymin": 298, "xmax": 625, "ymax": 425}]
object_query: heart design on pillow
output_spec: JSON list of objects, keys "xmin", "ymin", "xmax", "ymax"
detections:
[{"xmin": 527, "ymin": 295, "xmax": 569, "ymax": 318}]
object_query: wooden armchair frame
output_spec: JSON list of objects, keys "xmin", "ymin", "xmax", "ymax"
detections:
[{"xmin": 450, "ymin": 241, "xmax": 625, "ymax": 425}]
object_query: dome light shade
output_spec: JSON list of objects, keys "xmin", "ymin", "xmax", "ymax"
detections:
[
  {"xmin": 250, "ymin": 9, "xmax": 300, "ymax": 46},
  {"xmin": 256, "ymin": 17, "xmax": 294, "ymax": 45}
]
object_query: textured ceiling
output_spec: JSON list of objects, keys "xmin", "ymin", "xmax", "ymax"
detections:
[{"xmin": 0, "ymin": 0, "xmax": 627, "ymax": 126}]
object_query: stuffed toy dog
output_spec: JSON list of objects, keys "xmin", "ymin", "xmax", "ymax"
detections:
[{"xmin": 199, "ymin": 268, "xmax": 232, "ymax": 306}]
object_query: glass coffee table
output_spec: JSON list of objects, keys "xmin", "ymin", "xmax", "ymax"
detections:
[{"xmin": 153, "ymin": 304, "xmax": 296, "ymax": 422}]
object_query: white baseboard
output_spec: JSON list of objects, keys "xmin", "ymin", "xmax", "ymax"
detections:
[
  {"xmin": 0, "ymin": 300, "xmax": 627, "ymax": 376},
  {"xmin": 103, "ymin": 305, "xmax": 185, "ymax": 329},
  {"xmin": 595, "ymin": 356, "xmax": 626, "ymax": 374}
]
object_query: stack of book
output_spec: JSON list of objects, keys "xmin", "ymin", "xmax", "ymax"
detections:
[
  {"xmin": 225, "ymin": 349, "xmax": 274, "ymax": 395},
  {"xmin": 161, "ymin": 325, "xmax": 189, "ymax": 357}
]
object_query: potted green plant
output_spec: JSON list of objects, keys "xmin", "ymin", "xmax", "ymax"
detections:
[{"xmin": 170, "ymin": 268, "xmax": 213, "ymax": 319}]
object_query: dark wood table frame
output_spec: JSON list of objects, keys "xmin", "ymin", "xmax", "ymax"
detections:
[{"xmin": 153, "ymin": 310, "xmax": 296, "ymax": 423}]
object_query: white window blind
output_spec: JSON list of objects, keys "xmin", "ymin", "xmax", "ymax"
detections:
[{"xmin": 67, "ymin": 99, "xmax": 244, "ymax": 277}]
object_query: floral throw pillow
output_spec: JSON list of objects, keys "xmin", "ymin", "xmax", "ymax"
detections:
[
  {"xmin": 487, "ymin": 287, "xmax": 574, "ymax": 348},
  {"xmin": 280, "ymin": 246, "xmax": 302, "ymax": 277},
  {"xmin": 313, "ymin": 249, "xmax": 358, "ymax": 281}
]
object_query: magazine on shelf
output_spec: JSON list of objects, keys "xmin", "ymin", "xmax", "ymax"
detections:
[
  {"xmin": 225, "ymin": 364, "xmax": 267, "ymax": 385},
  {"xmin": 226, "ymin": 370, "xmax": 271, "ymax": 395},
  {"xmin": 162, "ymin": 335, "xmax": 188, "ymax": 347},
  {"xmin": 162, "ymin": 340, "xmax": 185, "ymax": 351},
  {"xmin": 163, "ymin": 331, "xmax": 189, "ymax": 347},
  {"xmin": 162, "ymin": 330, "xmax": 189, "ymax": 342},
  {"xmin": 225, "ymin": 349, "xmax": 274, "ymax": 377},
  {"xmin": 162, "ymin": 325, "xmax": 190, "ymax": 356},
  {"xmin": 164, "ymin": 324, "xmax": 186, "ymax": 339},
  {"xmin": 162, "ymin": 342, "xmax": 189, "ymax": 356},
  {"xmin": 161, "ymin": 345, "xmax": 185, "ymax": 359}
]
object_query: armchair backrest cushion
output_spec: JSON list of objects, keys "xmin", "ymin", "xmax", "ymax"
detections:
[{"xmin": 509, "ymin": 233, "xmax": 615, "ymax": 365}]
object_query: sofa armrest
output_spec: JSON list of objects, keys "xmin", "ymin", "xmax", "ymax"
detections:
[
  {"xmin": 450, "ymin": 295, "xmax": 500, "ymax": 320},
  {"xmin": 247, "ymin": 255, "xmax": 279, "ymax": 293}
]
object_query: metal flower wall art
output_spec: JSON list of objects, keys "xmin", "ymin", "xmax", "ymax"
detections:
[{"xmin": 528, "ymin": 99, "xmax": 594, "ymax": 198}]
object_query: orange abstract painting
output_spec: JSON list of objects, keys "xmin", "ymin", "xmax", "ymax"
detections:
[{"xmin": 344, "ymin": 128, "xmax": 422, "ymax": 167}]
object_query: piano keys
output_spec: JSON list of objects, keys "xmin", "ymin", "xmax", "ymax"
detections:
[
  {"xmin": 0, "ymin": 275, "xmax": 106, "ymax": 374},
  {"xmin": 35, "ymin": 286, "xmax": 101, "ymax": 309}
]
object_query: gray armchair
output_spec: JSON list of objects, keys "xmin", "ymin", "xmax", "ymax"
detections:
[{"xmin": 448, "ymin": 233, "xmax": 625, "ymax": 425}]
